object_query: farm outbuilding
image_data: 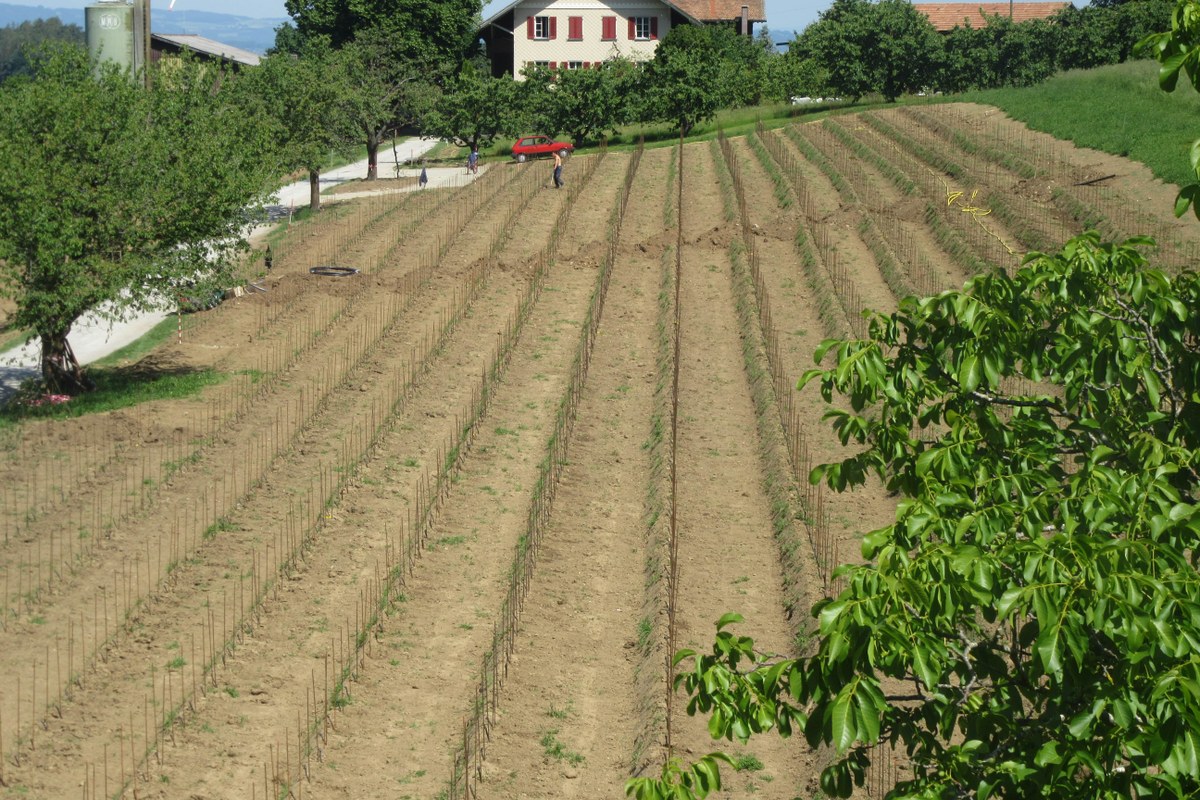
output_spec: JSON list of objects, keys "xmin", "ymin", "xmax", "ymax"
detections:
[{"xmin": 150, "ymin": 33, "xmax": 261, "ymax": 67}]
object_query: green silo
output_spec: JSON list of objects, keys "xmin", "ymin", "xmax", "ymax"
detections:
[{"xmin": 86, "ymin": 2, "xmax": 135, "ymax": 74}]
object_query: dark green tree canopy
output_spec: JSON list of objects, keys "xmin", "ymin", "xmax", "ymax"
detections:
[
  {"xmin": 522, "ymin": 59, "xmax": 639, "ymax": 147},
  {"xmin": 283, "ymin": 0, "xmax": 482, "ymax": 66},
  {"xmin": 0, "ymin": 17, "xmax": 83, "ymax": 83},
  {"xmin": 421, "ymin": 61, "xmax": 524, "ymax": 152},
  {"xmin": 232, "ymin": 42, "xmax": 360, "ymax": 210},
  {"xmin": 795, "ymin": 0, "xmax": 940, "ymax": 101},
  {"xmin": 640, "ymin": 24, "xmax": 726, "ymax": 137},
  {"xmin": 0, "ymin": 44, "xmax": 279, "ymax": 392}
]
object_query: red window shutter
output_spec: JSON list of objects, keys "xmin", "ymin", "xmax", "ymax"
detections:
[
  {"xmin": 650, "ymin": 17, "xmax": 658, "ymax": 39},
  {"xmin": 582, "ymin": 61, "xmax": 590, "ymax": 68},
  {"xmin": 569, "ymin": 16, "xmax": 582, "ymax": 39},
  {"xmin": 549, "ymin": 16, "xmax": 557, "ymax": 39},
  {"xmin": 549, "ymin": 61, "xmax": 557, "ymax": 69},
  {"xmin": 628, "ymin": 18, "xmax": 636, "ymax": 39},
  {"xmin": 526, "ymin": 16, "xmax": 534, "ymax": 38},
  {"xmin": 602, "ymin": 16, "xmax": 616, "ymax": 39}
]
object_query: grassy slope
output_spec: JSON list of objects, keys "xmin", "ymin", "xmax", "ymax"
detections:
[{"xmin": 963, "ymin": 59, "xmax": 1200, "ymax": 190}]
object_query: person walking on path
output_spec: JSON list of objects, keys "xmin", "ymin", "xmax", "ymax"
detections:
[
  {"xmin": 419, "ymin": 165, "xmax": 428, "ymax": 189},
  {"xmin": 552, "ymin": 150, "xmax": 564, "ymax": 189},
  {"xmin": 467, "ymin": 148, "xmax": 479, "ymax": 175}
]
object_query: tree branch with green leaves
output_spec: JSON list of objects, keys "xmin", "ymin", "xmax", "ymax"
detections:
[{"xmin": 633, "ymin": 232, "xmax": 1200, "ymax": 799}]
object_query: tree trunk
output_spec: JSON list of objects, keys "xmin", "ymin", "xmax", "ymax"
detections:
[
  {"xmin": 366, "ymin": 129, "xmax": 380, "ymax": 181},
  {"xmin": 309, "ymin": 168, "xmax": 321, "ymax": 212},
  {"xmin": 40, "ymin": 329, "xmax": 94, "ymax": 395}
]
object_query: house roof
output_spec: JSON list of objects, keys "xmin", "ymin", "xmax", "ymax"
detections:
[
  {"xmin": 914, "ymin": 3, "xmax": 1070, "ymax": 32},
  {"xmin": 150, "ymin": 33, "xmax": 261, "ymax": 66},
  {"xmin": 481, "ymin": 0, "xmax": 706, "ymax": 29},
  {"xmin": 671, "ymin": 0, "xmax": 765, "ymax": 22}
]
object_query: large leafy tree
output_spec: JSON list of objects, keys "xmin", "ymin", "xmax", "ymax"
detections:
[
  {"xmin": 640, "ymin": 25, "xmax": 725, "ymax": 137},
  {"xmin": 279, "ymin": 0, "xmax": 481, "ymax": 179},
  {"xmin": 710, "ymin": 24, "xmax": 773, "ymax": 107},
  {"xmin": 796, "ymin": 0, "xmax": 941, "ymax": 101},
  {"xmin": 0, "ymin": 45, "xmax": 278, "ymax": 393},
  {"xmin": 630, "ymin": 232, "xmax": 1200, "ymax": 800},
  {"xmin": 761, "ymin": 45, "xmax": 826, "ymax": 103},
  {"xmin": 938, "ymin": 16, "xmax": 1058, "ymax": 92},
  {"xmin": 0, "ymin": 18, "xmax": 83, "ymax": 83},
  {"xmin": 235, "ymin": 44, "xmax": 359, "ymax": 211},
  {"xmin": 341, "ymin": 30, "xmax": 432, "ymax": 180},
  {"xmin": 522, "ymin": 58, "xmax": 639, "ymax": 147},
  {"xmin": 420, "ymin": 60, "xmax": 524, "ymax": 153},
  {"xmin": 283, "ymin": 0, "xmax": 481, "ymax": 62}
]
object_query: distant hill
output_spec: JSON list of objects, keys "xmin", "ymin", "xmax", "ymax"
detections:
[{"xmin": 0, "ymin": 3, "xmax": 285, "ymax": 54}]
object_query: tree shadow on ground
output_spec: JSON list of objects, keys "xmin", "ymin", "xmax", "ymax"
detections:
[{"xmin": 0, "ymin": 360, "xmax": 224, "ymax": 424}]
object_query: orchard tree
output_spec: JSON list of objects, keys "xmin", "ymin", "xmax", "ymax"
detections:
[
  {"xmin": 1053, "ymin": 4, "xmax": 1124, "ymax": 69},
  {"xmin": 641, "ymin": 25, "xmax": 725, "ymax": 137},
  {"xmin": 710, "ymin": 24, "xmax": 772, "ymax": 107},
  {"xmin": 279, "ymin": 0, "xmax": 482, "ymax": 179},
  {"xmin": 629, "ymin": 232, "xmax": 1200, "ymax": 799},
  {"xmin": 237, "ymin": 44, "xmax": 359, "ymax": 211},
  {"xmin": 283, "ymin": 0, "xmax": 480, "ymax": 65},
  {"xmin": 523, "ymin": 58, "xmax": 639, "ymax": 147},
  {"xmin": 341, "ymin": 30, "xmax": 433, "ymax": 180},
  {"xmin": 761, "ymin": 47, "xmax": 827, "ymax": 103},
  {"xmin": 421, "ymin": 61, "xmax": 524, "ymax": 153},
  {"xmin": 938, "ymin": 16, "xmax": 1057, "ymax": 92},
  {"xmin": 0, "ymin": 45, "xmax": 279, "ymax": 393},
  {"xmin": 796, "ymin": 0, "xmax": 941, "ymax": 101}
]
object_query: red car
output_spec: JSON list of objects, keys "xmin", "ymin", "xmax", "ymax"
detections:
[{"xmin": 511, "ymin": 135, "xmax": 574, "ymax": 163}]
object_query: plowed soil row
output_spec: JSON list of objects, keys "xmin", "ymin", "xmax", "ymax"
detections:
[
  {"xmin": 473, "ymin": 146, "xmax": 674, "ymax": 799},
  {"xmin": 0, "ymin": 163, "xmax": 540, "ymax": 796}
]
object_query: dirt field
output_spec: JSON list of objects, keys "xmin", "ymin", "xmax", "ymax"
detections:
[{"xmin": 0, "ymin": 103, "xmax": 1195, "ymax": 800}]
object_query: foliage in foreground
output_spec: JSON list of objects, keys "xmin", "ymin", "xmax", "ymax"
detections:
[{"xmin": 629, "ymin": 233, "xmax": 1200, "ymax": 799}]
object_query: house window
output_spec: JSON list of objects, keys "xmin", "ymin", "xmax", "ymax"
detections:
[
  {"xmin": 602, "ymin": 16, "xmax": 617, "ymax": 40},
  {"xmin": 566, "ymin": 61, "xmax": 583, "ymax": 69},
  {"xmin": 528, "ymin": 15, "xmax": 556, "ymax": 40},
  {"xmin": 632, "ymin": 16, "xmax": 657, "ymax": 40},
  {"xmin": 568, "ymin": 16, "xmax": 583, "ymax": 40}
]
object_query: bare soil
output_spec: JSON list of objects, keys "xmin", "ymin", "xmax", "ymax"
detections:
[{"xmin": 1, "ymin": 103, "xmax": 1196, "ymax": 800}]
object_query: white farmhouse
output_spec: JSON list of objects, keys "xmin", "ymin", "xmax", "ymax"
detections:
[{"xmin": 479, "ymin": 0, "xmax": 766, "ymax": 78}]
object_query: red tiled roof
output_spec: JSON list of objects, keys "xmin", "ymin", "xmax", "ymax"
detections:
[
  {"xmin": 914, "ymin": 2, "xmax": 1071, "ymax": 32},
  {"xmin": 671, "ymin": 0, "xmax": 766, "ymax": 23}
]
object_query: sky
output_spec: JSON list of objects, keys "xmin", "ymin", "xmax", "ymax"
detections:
[{"xmin": 1, "ymin": 0, "xmax": 822, "ymax": 40}]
